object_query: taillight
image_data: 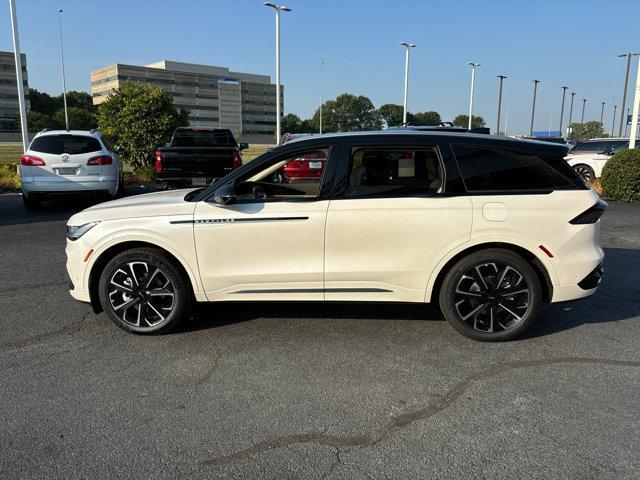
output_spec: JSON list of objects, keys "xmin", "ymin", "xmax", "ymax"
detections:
[
  {"xmin": 87, "ymin": 155, "xmax": 112, "ymax": 165},
  {"xmin": 154, "ymin": 151, "xmax": 162, "ymax": 173},
  {"xmin": 569, "ymin": 199, "xmax": 608, "ymax": 224},
  {"xmin": 232, "ymin": 151, "xmax": 242, "ymax": 170},
  {"xmin": 20, "ymin": 154, "xmax": 45, "ymax": 166}
]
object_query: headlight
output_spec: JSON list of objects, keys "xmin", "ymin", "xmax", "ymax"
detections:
[{"xmin": 66, "ymin": 222, "xmax": 99, "ymax": 241}]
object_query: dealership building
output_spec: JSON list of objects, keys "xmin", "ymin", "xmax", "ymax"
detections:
[
  {"xmin": 91, "ymin": 60, "xmax": 280, "ymax": 144},
  {"xmin": 0, "ymin": 50, "xmax": 30, "ymax": 131}
]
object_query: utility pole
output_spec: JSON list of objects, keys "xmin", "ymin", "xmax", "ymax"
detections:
[
  {"xmin": 467, "ymin": 63, "xmax": 480, "ymax": 130},
  {"xmin": 581, "ymin": 98, "xmax": 587, "ymax": 123},
  {"xmin": 8, "ymin": 0, "xmax": 29, "ymax": 151},
  {"xmin": 530, "ymin": 80, "xmax": 540, "ymax": 137},
  {"xmin": 559, "ymin": 86, "xmax": 568, "ymax": 137},
  {"xmin": 496, "ymin": 75, "xmax": 506, "ymax": 134},
  {"xmin": 618, "ymin": 53, "xmax": 640, "ymax": 137},
  {"xmin": 400, "ymin": 42, "xmax": 416, "ymax": 125}
]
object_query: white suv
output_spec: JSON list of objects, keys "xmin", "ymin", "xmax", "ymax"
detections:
[
  {"xmin": 565, "ymin": 138, "xmax": 634, "ymax": 180},
  {"xmin": 66, "ymin": 131, "xmax": 605, "ymax": 341},
  {"xmin": 20, "ymin": 130, "xmax": 124, "ymax": 210}
]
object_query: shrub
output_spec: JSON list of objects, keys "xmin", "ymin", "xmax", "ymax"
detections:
[
  {"xmin": 601, "ymin": 148, "xmax": 640, "ymax": 203},
  {"xmin": 0, "ymin": 164, "xmax": 20, "ymax": 191}
]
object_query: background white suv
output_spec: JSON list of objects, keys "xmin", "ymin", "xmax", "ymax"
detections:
[
  {"xmin": 565, "ymin": 138, "xmax": 636, "ymax": 180},
  {"xmin": 20, "ymin": 130, "xmax": 124, "ymax": 210}
]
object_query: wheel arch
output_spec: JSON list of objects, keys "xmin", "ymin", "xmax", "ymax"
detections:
[
  {"xmin": 87, "ymin": 240, "xmax": 197, "ymax": 314},
  {"xmin": 427, "ymin": 242, "xmax": 554, "ymax": 306}
]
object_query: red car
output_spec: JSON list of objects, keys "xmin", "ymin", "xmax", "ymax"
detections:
[{"xmin": 279, "ymin": 150, "xmax": 326, "ymax": 183}]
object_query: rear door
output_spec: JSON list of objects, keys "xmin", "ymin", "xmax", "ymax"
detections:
[
  {"xmin": 324, "ymin": 142, "xmax": 472, "ymax": 302},
  {"xmin": 27, "ymin": 134, "xmax": 104, "ymax": 183}
]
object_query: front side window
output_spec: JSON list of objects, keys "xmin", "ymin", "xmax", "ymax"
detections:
[
  {"xmin": 30, "ymin": 135, "xmax": 102, "ymax": 155},
  {"xmin": 235, "ymin": 148, "xmax": 329, "ymax": 200},
  {"xmin": 452, "ymin": 145, "xmax": 584, "ymax": 191},
  {"xmin": 345, "ymin": 147, "xmax": 443, "ymax": 197}
]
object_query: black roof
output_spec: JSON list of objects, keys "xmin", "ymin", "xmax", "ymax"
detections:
[{"xmin": 282, "ymin": 130, "xmax": 569, "ymax": 156}]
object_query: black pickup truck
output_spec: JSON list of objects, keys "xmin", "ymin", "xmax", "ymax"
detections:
[{"xmin": 154, "ymin": 128, "xmax": 248, "ymax": 188}]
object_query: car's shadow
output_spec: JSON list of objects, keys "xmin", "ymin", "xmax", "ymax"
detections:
[{"xmin": 175, "ymin": 247, "xmax": 640, "ymax": 340}]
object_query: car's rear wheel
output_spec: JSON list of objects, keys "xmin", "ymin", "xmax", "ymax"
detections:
[
  {"xmin": 22, "ymin": 192, "xmax": 41, "ymax": 211},
  {"xmin": 573, "ymin": 164, "xmax": 595, "ymax": 182},
  {"xmin": 98, "ymin": 248, "xmax": 191, "ymax": 334},
  {"xmin": 439, "ymin": 249, "xmax": 541, "ymax": 341}
]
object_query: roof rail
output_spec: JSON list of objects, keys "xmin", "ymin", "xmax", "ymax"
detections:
[{"xmin": 40, "ymin": 128, "xmax": 48, "ymax": 133}]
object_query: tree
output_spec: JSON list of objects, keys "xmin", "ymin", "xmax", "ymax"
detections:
[
  {"xmin": 311, "ymin": 93, "xmax": 382, "ymax": 132},
  {"xmin": 453, "ymin": 114, "xmax": 486, "ymax": 128},
  {"xmin": 568, "ymin": 121, "xmax": 606, "ymax": 141},
  {"xmin": 28, "ymin": 89, "xmax": 61, "ymax": 117},
  {"xmin": 97, "ymin": 82, "xmax": 189, "ymax": 169},
  {"xmin": 55, "ymin": 107, "xmax": 97, "ymax": 130},
  {"xmin": 27, "ymin": 111, "xmax": 62, "ymax": 132},
  {"xmin": 66, "ymin": 91, "xmax": 96, "ymax": 113},
  {"xmin": 378, "ymin": 103, "xmax": 405, "ymax": 128},
  {"xmin": 412, "ymin": 111, "xmax": 442, "ymax": 126}
]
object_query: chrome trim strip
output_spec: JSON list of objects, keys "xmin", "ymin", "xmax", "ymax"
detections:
[
  {"xmin": 170, "ymin": 216, "xmax": 309, "ymax": 225},
  {"xmin": 230, "ymin": 288, "xmax": 393, "ymax": 294}
]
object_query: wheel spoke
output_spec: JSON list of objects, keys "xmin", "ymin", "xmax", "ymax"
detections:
[
  {"xmin": 498, "ymin": 301, "xmax": 523, "ymax": 322},
  {"xmin": 454, "ymin": 289, "xmax": 482, "ymax": 300},
  {"xmin": 148, "ymin": 288, "xmax": 174, "ymax": 298},
  {"xmin": 110, "ymin": 281, "xmax": 132, "ymax": 294},
  {"xmin": 146, "ymin": 301, "xmax": 165, "ymax": 322},
  {"xmin": 145, "ymin": 268, "xmax": 161, "ymax": 288},
  {"xmin": 113, "ymin": 296, "xmax": 141, "ymax": 311},
  {"xmin": 461, "ymin": 302, "xmax": 488, "ymax": 321}
]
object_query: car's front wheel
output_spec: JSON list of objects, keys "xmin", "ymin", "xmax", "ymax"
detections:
[
  {"xmin": 98, "ymin": 248, "xmax": 191, "ymax": 334},
  {"xmin": 439, "ymin": 249, "xmax": 541, "ymax": 341}
]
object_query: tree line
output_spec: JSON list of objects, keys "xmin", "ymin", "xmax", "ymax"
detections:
[{"xmin": 282, "ymin": 93, "xmax": 486, "ymax": 134}]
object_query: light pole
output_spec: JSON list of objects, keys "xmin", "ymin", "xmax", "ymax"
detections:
[
  {"xmin": 625, "ymin": 107, "xmax": 631, "ymax": 137},
  {"xmin": 611, "ymin": 104, "xmax": 617, "ymax": 137},
  {"xmin": 263, "ymin": 2, "xmax": 291, "ymax": 144},
  {"xmin": 400, "ymin": 42, "xmax": 416, "ymax": 125},
  {"xmin": 559, "ymin": 86, "xmax": 568, "ymax": 136},
  {"xmin": 496, "ymin": 75, "xmax": 506, "ymax": 134},
  {"xmin": 467, "ymin": 62, "xmax": 480, "ymax": 130},
  {"xmin": 319, "ymin": 60, "xmax": 324, "ymax": 134},
  {"xmin": 503, "ymin": 98, "xmax": 510, "ymax": 136},
  {"xmin": 567, "ymin": 92, "xmax": 575, "ymax": 136},
  {"xmin": 9, "ymin": 0, "xmax": 28, "ymax": 151},
  {"xmin": 618, "ymin": 53, "xmax": 640, "ymax": 137},
  {"xmin": 581, "ymin": 98, "xmax": 587, "ymax": 123},
  {"xmin": 530, "ymin": 80, "xmax": 540, "ymax": 137},
  {"xmin": 600, "ymin": 101, "xmax": 605, "ymax": 124},
  {"xmin": 57, "ymin": 8, "xmax": 69, "ymax": 130},
  {"xmin": 629, "ymin": 56, "xmax": 640, "ymax": 148}
]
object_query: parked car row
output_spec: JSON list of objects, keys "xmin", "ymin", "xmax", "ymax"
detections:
[{"xmin": 565, "ymin": 137, "xmax": 638, "ymax": 181}]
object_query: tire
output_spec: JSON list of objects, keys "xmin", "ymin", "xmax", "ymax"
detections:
[
  {"xmin": 573, "ymin": 164, "xmax": 595, "ymax": 182},
  {"xmin": 113, "ymin": 176, "xmax": 125, "ymax": 198},
  {"xmin": 438, "ymin": 249, "xmax": 541, "ymax": 341},
  {"xmin": 22, "ymin": 192, "xmax": 41, "ymax": 211},
  {"xmin": 98, "ymin": 248, "xmax": 192, "ymax": 334}
]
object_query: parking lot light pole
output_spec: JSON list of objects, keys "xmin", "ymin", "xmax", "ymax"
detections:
[
  {"xmin": 319, "ymin": 60, "xmax": 324, "ymax": 134},
  {"xmin": 600, "ymin": 102, "xmax": 605, "ymax": 124},
  {"xmin": 57, "ymin": 9, "xmax": 69, "ymax": 131},
  {"xmin": 581, "ymin": 98, "xmax": 587, "ymax": 123},
  {"xmin": 263, "ymin": 2, "xmax": 291, "ymax": 144},
  {"xmin": 611, "ymin": 105, "xmax": 617, "ymax": 137},
  {"xmin": 559, "ymin": 86, "xmax": 568, "ymax": 137},
  {"xmin": 496, "ymin": 75, "xmax": 506, "ymax": 134},
  {"xmin": 467, "ymin": 63, "xmax": 480, "ymax": 130},
  {"xmin": 503, "ymin": 97, "xmax": 510, "ymax": 136},
  {"xmin": 629, "ymin": 56, "xmax": 640, "ymax": 149},
  {"xmin": 400, "ymin": 42, "xmax": 416, "ymax": 125},
  {"xmin": 529, "ymin": 80, "xmax": 540, "ymax": 137},
  {"xmin": 8, "ymin": 0, "xmax": 28, "ymax": 151},
  {"xmin": 567, "ymin": 92, "xmax": 575, "ymax": 136},
  {"xmin": 625, "ymin": 107, "xmax": 631, "ymax": 137},
  {"xmin": 618, "ymin": 53, "xmax": 640, "ymax": 137}
]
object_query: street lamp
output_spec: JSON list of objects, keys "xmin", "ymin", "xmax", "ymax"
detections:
[
  {"xmin": 600, "ymin": 101, "xmax": 605, "ymax": 124},
  {"xmin": 559, "ymin": 86, "xmax": 568, "ymax": 137},
  {"xmin": 400, "ymin": 42, "xmax": 416, "ymax": 125},
  {"xmin": 263, "ymin": 2, "xmax": 291, "ymax": 144},
  {"xmin": 57, "ymin": 8, "xmax": 69, "ymax": 130},
  {"xmin": 625, "ymin": 107, "xmax": 631, "ymax": 137},
  {"xmin": 503, "ymin": 97, "xmax": 510, "ymax": 136},
  {"xmin": 496, "ymin": 75, "xmax": 506, "ymax": 134},
  {"xmin": 618, "ymin": 53, "xmax": 640, "ymax": 136},
  {"xmin": 581, "ymin": 98, "xmax": 587, "ymax": 123},
  {"xmin": 530, "ymin": 80, "xmax": 540, "ymax": 137},
  {"xmin": 567, "ymin": 92, "xmax": 576, "ymax": 136},
  {"xmin": 611, "ymin": 104, "xmax": 618, "ymax": 137},
  {"xmin": 467, "ymin": 63, "xmax": 480, "ymax": 130},
  {"xmin": 8, "ymin": 0, "xmax": 28, "ymax": 151}
]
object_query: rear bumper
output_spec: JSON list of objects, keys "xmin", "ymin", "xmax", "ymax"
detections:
[
  {"xmin": 22, "ymin": 177, "xmax": 117, "ymax": 195},
  {"xmin": 551, "ymin": 262, "xmax": 604, "ymax": 302},
  {"xmin": 155, "ymin": 175, "xmax": 220, "ymax": 187}
]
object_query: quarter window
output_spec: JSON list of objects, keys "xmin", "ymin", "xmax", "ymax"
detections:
[
  {"xmin": 345, "ymin": 147, "xmax": 444, "ymax": 197},
  {"xmin": 452, "ymin": 145, "xmax": 582, "ymax": 191}
]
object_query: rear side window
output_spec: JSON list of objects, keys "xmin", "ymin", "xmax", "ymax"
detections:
[
  {"xmin": 452, "ymin": 145, "xmax": 585, "ymax": 192},
  {"xmin": 171, "ymin": 130, "xmax": 237, "ymax": 147},
  {"xmin": 30, "ymin": 135, "xmax": 102, "ymax": 155}
]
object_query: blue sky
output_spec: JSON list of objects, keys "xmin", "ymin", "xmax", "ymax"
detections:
[{"xmin": 1, "ymin": 0, "xmax": 638, "ymax": 134}]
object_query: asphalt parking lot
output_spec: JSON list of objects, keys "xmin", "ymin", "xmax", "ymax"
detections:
[{"xmin": 1, "ymin": 190, "xmax": 639, "ymax": 479}]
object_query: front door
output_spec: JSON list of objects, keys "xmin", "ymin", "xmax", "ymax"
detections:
[
  {"xmin": 194, "ymin": 146, "xmax": 333, "ymax": 301},
  {"xmin": 324, "ymin": 144, "xmax": 472, "ymax": 302}
]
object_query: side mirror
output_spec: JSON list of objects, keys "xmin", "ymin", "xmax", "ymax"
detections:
[
  {"xmin": 239, "ymin": 142, "xmax": 249, "ymax": 151},
  {"xmin": 212, "ymin": 184, "xmax": 237, "ymax": 205}
]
